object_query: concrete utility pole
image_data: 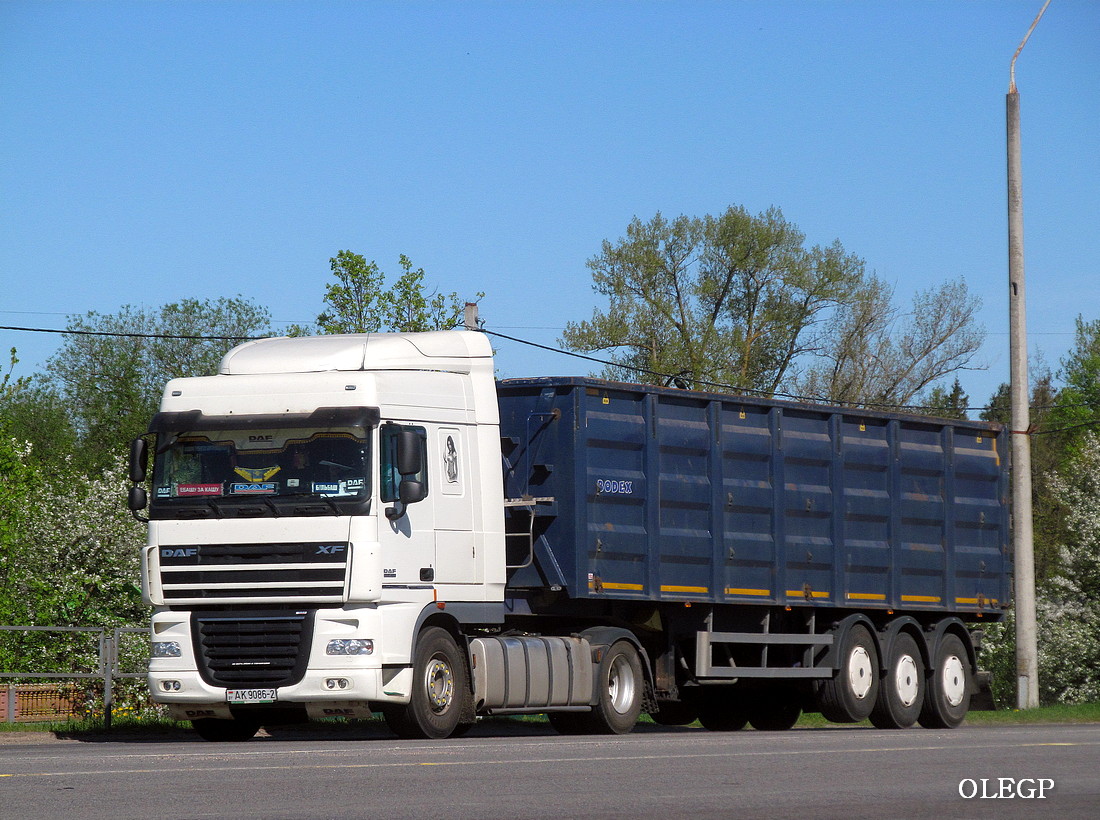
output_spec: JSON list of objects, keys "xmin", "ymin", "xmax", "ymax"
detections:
[
  {"xmin": 1007, "ymin": 0, "xmax": 1050, "ymax": 711},
  {"xmin": 464, "ymin": 302, "xmax": 480, "ymax": 331}
]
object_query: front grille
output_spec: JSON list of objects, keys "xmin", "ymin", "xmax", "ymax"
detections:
[
  {"xmin": 159, "ymin": 542, "xmax": 348, "ymax": 604},
  {"xmin": 192, "ymin": 611, "xmax": 314, "ymax": 687}
]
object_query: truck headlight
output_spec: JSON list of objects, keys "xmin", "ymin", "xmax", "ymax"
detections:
[
  {"xmin": 326, "ymin": 639, "xmax": 374, "ymax": 656},
  {"xmin": 151, "ymin": 641, "xmax": 182, "ymax": 658}
]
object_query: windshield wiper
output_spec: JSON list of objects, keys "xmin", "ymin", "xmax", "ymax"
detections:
[{"xmin": 319, "ymin": 459, "xmax": 358, "ymax": 474}]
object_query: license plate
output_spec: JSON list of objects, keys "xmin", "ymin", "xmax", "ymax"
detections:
[{"xmin": 227, "ymin": 688, "xmax": 277, "ymax": 704}]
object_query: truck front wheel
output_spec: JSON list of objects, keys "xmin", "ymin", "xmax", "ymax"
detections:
[{"xmin": 383, "ymin": 627, "xmax": 469, "ymax": 739}]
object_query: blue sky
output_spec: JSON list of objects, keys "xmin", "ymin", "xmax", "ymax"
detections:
[{"xmin": 2, "ymin": 0, "xmax": 1097, "ymax": 409}]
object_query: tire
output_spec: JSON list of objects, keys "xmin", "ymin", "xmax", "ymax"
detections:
[
  {"xmin": 384, "ymin": 627, "xmax": 469, "ymax": 739},
  {"xmin": 547, "ymin": 711, "xmax": 590, "ymax": 735},
  {"xmin": 451, "ymin": 721, "xmax": 476, "ymax": 737},
  {"xmin": 748, "ymin": 694, "xmax": 801, "ymax": 731},
  {"xmin": 817, "ymin": 623, "xmax": 879, "ymax": 723},
  {"xmin": 554, "ymin": 641, "xmax": 644, "ymax": 735},
  {"xmin": 918, "ymin": 633, "xmax": 971, "ymax": 729},
  {"xmin": 649, "ymin": 700, "xmax": 698, "ymax": 727},
  {"xmin": 870, "ymin": 632, "xmax": 925, "ymax": 729},
  {"xmin": 191, "ymin": 717, "xmax": 261, "ymax": 742},
  {"xmin": 696, "ymin": 693, "xmax": 749, "ymax": 732}
]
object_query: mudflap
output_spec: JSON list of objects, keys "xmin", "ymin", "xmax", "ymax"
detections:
[{"xmin": 970, "ymin": 670, "xmax": 997, "ymax": 711}]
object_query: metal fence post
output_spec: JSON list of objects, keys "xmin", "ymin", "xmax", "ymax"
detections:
[
  {"xmin": 102, "ymin": 633, "xmax": 115, "ymax": 731},
  {"xmin": 5, "ymin": 684, "xmax": 14, "ymax": 723}
]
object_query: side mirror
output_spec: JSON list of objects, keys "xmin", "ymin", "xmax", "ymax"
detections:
[
  {"xmin": 386, "ymin": 479, "xmax": 428, "ymax": 521},
  {"xmin": 399, "ymin": 478, "xmax": 427, "ymax": 505},
  {"xmin": 129, "ymin": 437, "xmax": 149, "ymax": 483},
  {"xmin": 128, "ymin": 485, "xmax": 148, "ymax": 512},
  {"xmin": 128, "ymin": 485, "xmax": 149, "ymax": 523},
  {"xmin": 396, "ymin": 428, "xmax": 423, "ymax": 476}
]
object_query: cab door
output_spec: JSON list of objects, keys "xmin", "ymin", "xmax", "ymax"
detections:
[{"xmin": 377, "ymin": 423, "xmax": 436, "ymax": 586}]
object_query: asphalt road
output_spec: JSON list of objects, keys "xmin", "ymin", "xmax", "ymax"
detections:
[{"xmin": 2, "ymin": 722, "xmax": 1098, "ymax": 819}]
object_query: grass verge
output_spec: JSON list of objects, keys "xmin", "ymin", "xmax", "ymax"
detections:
[{"xmin": 2, "ymin": 702, "xmax": 1099, "ymax": 738}]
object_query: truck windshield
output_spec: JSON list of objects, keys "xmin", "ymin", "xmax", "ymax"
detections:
[{"xmin": 150, "ymin": 427, "xmax": 370, "ymax": 516}]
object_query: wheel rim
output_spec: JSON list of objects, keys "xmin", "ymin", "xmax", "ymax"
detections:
[
  {"xmin": 424, "ymin": 656, "xmax": 455, "ymax": 714},
  {"xmin": 941, "ymin": 654, "xmax": 965, "ymax": 707},
  {"xmin": 847, "ymin": 645, "xmax": 873, "ymax": 700},
  {"xmin": 894, "ymin": 653, "xmax": 920, "ymax": 707},
  {"xmin": 607, "ymin": 654, "xmax": 636, "ymax": 715}
]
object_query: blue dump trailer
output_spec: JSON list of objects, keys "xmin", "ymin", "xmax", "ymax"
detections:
[
  {"xmin": 132, "ymin": 333, "xmax": 1009, "ymax": 740},
  {"xmin": 497, "ymin": 377, "xmax": 1009, "ymax": 731}
]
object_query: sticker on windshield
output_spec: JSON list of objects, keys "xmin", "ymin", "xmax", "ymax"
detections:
[
  {"xmin": 176, "ymin": 483, "xmax": 223, "ymax": 497},
  {"xmin": 234, "ymin": 465, "xmax": 281, "ymax": 482},
  {"xmin": 230, "ymin": 482, "xmax": 278, "ymax": 495},
  {"xmin": 312, "ymin": 480, "xmax": 364, "ymax": 497}
]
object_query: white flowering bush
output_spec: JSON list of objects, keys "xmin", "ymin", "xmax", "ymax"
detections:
[
  {"xmin": 981, "ymin": 432, "xmax": 1100, "ymax": 705},
  {"xmin": 1, "ymin": 434, "xmax": 148, "ymax": 676}
]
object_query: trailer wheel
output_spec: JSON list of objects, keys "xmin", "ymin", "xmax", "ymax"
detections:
[
  {"xmin": 384, "ymin": 627, "xmax": 468, "ymax": 739},
  {"xmin": 918, "ymin": 633, "xmax": 971, "ymax": 729},
  {"xmin": 817, "ymin": 623, "xmax": 878, "ymax": 722},
  {"xmin": 191, "ymin": 717, "xmax": 261, "ymax": 742},
  {"xmin": 747, "ymin": 694, "xmax": 801, "ymax": 731},
  {"xmin": 696, "ymin": 694, "xmax": 749, "ymax": 731},
  {"xmin": 870, "ymin": 632, "xmax": 925, "ymax": 729},
  {"xmin": 649, "ymin": 700, "xmax": 698, "ymax": 726}
]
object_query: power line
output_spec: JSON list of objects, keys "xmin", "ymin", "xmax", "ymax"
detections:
[
  {"xmin": 479, "ymin": 326, "xmax": 1100, "ymax": 423},
  {"xmin": 3, "ymin": 321, "xmax": 1097, "ymax": 427},
  {"xmin": 480, "ymin": 327, "xmax": 980, "ymax": 414},
  {"xmin": 0, "ymin": 324, "xmax": 262, "ymax": 342}
]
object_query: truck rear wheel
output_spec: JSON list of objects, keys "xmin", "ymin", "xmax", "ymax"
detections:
[
  {"xmin": 917, "ymin": 633, "xmax": 971, "ymax": 729},
  {"xmin": 589, "ymin": 640, "xmax": 644, "ymax": 734},
  {"xmin": 870, "ymin": 632, "xmax": 925, "ymax": 729},
  {"xmin": 551, "ymin": 640, "xmax": 643, "ymax": 735},
  {"xmin": 384, "ymin": 627, "xmax": 469, "ymax": 739},
  {"xmin": 191, "ymin": 716, "xmax": 261, "ymax": 742},
  {"xmin": 817, "ymin": 623, "xmax": 878, "ymax": 723}
]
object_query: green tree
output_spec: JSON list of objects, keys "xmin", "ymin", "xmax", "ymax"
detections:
[
  {"xmin": 47, "ymin": 297, "xmax": 272, "ymax": 472},
  {"xmin": 562, "ymin": 206, "xmax": 985, "ymax": 405},
  {"xmin": 1047, "ymin": 316, "xmax": 1100, "ymax": 457},
  {"xmin": 982, "ymin": 432, "xmax": 1100, "ymax": 706},
  {"xmin": 0, "ymin": 428, "xmax": 41, "ymax": 631},
  {"xmin": 981, "ymin": 367, "xmax": 1064, "ymax": 582},
  {"xmin": 0, "ymin": 348, "xmax": 78, "ymax": 471},
  {"xmin": 298, "ymin": 251, "xmax": 481, "ymax": 336},
  {"xmin": 795, "ymin": 277, "xmax": 985, "ymax": 407},
  {"xmin": 922, "ymin": 377, "xmax": 970, "ymax": 419}
]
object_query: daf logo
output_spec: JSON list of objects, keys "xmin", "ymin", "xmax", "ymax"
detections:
[
  {"xmin": 316, "ymin": 545, "xmax": 346, "ymax": 555},
  {"xmin": 161, "ymin": 548, "xmax": 198, "ymax": 558}
]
